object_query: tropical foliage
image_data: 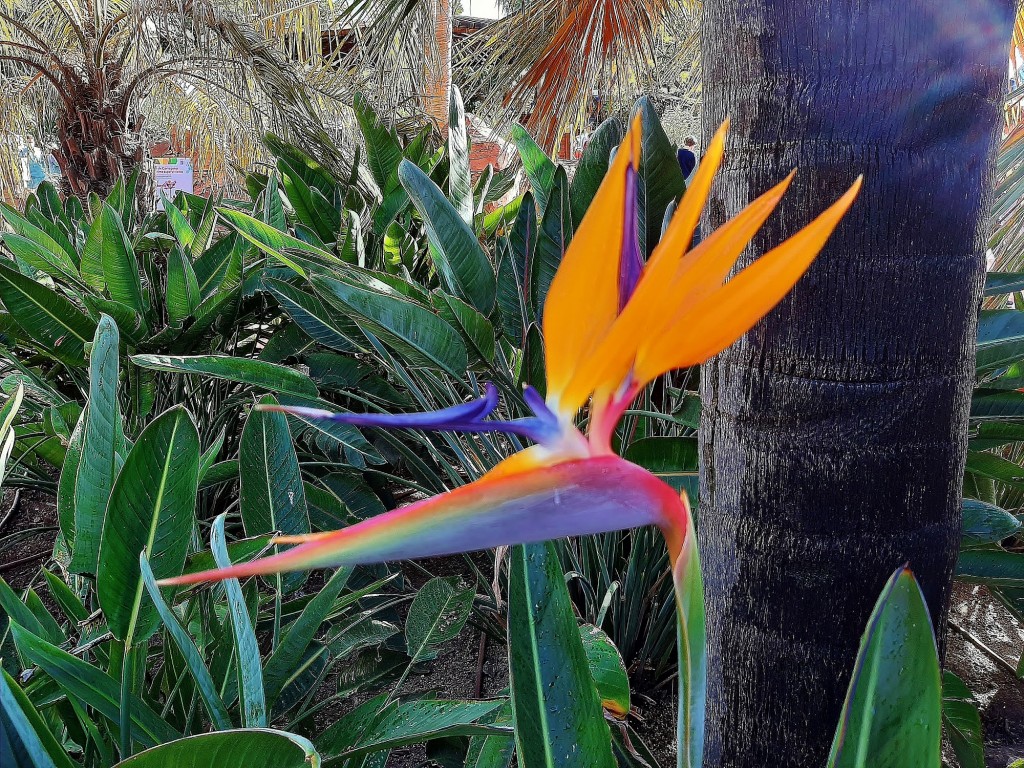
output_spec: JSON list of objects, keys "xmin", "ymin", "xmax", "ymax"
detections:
[{"xmin": 0, "ymin": 78, "xmax": 1008, "ymax": 768}]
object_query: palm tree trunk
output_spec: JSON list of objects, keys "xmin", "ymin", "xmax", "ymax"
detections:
[
  {"xmin": 423, "ymin": 0, "xmax": 453, "ymax": 132},
  {"xmin": 698, "ymin": 2, "xmax": 1014, "ymax": 765}
]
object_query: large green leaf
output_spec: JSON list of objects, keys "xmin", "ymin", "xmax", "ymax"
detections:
[
  {"xmin": 1, "ymin": 668, "xmax": 76, "ymax": 768},
  {"xmin": 84, "ymin": 203, "xmax": 145, "ymax": 313},
  {"xmin": 826, "ymin": 567, "xmax": 941, "ymax": 767},
  {"xmin": 166, "ymin": 246, "xmax": 201, "ymax": 326},
  {"xmin": 139, "ymin": 556, "xmax": 232, "ymax": 730},
  {"xmin": 942, "ymin": 672, "xmax": 984, "ymax": 768},
  {"xmin": 210, "ymin": 514, "xmax": 266, "ymax": 728},
  {"xmin": 632, "ymin": 97, "xmax": 686, "ymax": 256},
  {"xmin": 97, "ymin": 407, "xmax": 200, "ymax": 643},
  {"xmin": 977, "ymin": 309, "xmax": 1024, "ymax": 374},
  {"xmin": 318, "ymin": 696, "xmax": 506, "ymax": 760},
  {"xmin": 569, "ymin": 117, "xmax": 625, "ymax": 226},
  {"xmin": 0, "ymin": 202, "xmax": 77, "ymax": 267},
  {"xmin": 405, "ymin": 577, "xmax": 474, "ymax": 665},
  {"xmin": 71, "ymin": 316, "xmax": 124, "ymax": 574},
  {"xmin": 314, "ymin": 276, "xmax": 468, "ymax": 376},
  {"xmin": 0, "ymin": 262, "xmax": 96, "ymax": 367},
  {"xmin": 8, "ymin": 624, "xmax": 180, "ymax": 748},
  {"xmin": 263, "ymin": 567, "xmax": 352, "ymax": 703},
  {"xmin": 263, "ymin": 277, "xmax": 360, "ymax": 353},
  {"xmin": 985, "ymin": 272, "xmax": 1024, "ymax": 296},
  {"xmin": 532, "ymin": 167, "xmax": 571, "ymax": 313},
  {"xmin": 579, "ymin": 624, "xmax": 630, "ymax": 719},
  {"xmin": 280, "ymin": 159, "xmax": 341, "ymax": 244},
  {"xmin": 624, "ymin": 436, "xmax": 700, "ymax": 502},
  {"xmin": 240, "ymin": 395, "xmax": 310, "ymax": 593},
  {"xmin": 1, "ymin": 233, "xmax": 82, "ymax": 287},
  {"xmin": 354, "ymin": 93, "xmax": 404, "ymax": 194},
  {"xmin": 961, "ymin": 499, "xmax": 1021, "ymax": 546},
  {"xmin": 399, "ymin": 159, "xmax": 496, "ymax": 313},
  {"xmin": 511, "ymin": 125, "xmax": 557, "ymax": 214},
  {"xmin": 131, "ymin": 354, "xmax": 318, "ymax": 399},
  {"xmin": 956, "ymin": 549, "xmax": 1024, "ymax": 586},
  {"xmin": 507, "ymin": 542, "xmax": 615, "ymax": 768},
  {"xmin": 112, "ymin": 729, "xmax": 320, "ymax": 768},
  {"xmin": 217, "ymin": 207, "xmax": 337, "ymax": 277},
  {"xmin": 495, "ymin": 193, "xmax": 536, "ymax": 345},
  {"xmin": 448, "ymin": 85, "xmax": 474, "ymax": 226}
]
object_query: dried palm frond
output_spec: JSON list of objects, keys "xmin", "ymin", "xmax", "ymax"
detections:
[
  {"xmin": 456, "ymin": 0, "xmax": 698, "ymax": 151},
  {"xmin": 0, "ymin": 0, "xmax": 363, "ymax": 200}
]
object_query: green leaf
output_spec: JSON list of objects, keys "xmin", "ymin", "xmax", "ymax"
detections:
[
  {"xmin": 579, "ymin": 624, "xmax": 630, "ymax": 719},
  {"xmin": 8, "ymin": 623, "xmax": 180, "ymax": 748},
  {"xmin": 354, "ymin": 93, "xmax": 405, "ymax": 194},
  {"xmin": 0, "ymin": 202, "xmax": 77, "ymax": 267},
  {"xmin": 130, "ymin": 354, "xmax": 318, "ymax": 399},
  {"xmin": 826, "ymin": 567, "xmax": 941, "ymax": 768},
  {"xmin": 511, "ymin": 125, "xmax": 557, "ymax": 214},
  {"xmin": 166, "ymin": 246, "xmax": 201, "ymax": 326},
  {"xmin": 263, "ymin": 567, "xmax": 352, "ymax": 703},
  {"xmin": 217, "ymin": 207, "xmax": 336, "ymax": 277},
  {"xmin": 631, "ymin": 97, "xmax": 686, "ymax": 256},
  {"xmin": 965, "ymin": 450, "xmax": 1024, "ymax": 487},
  {"xmin": 464, "ymin": 701, "xmax": 515, "ymax": 768},
  {"xmin": 508, "ymin": 542, "xmax": 615, "ymax": 768},
  {"xmin": 623, "ymin": 437, "xmax": 699, "ymax": 501},
  {"xmin": 71, "ymin": 316, "xmax": 124, "ymax": 574},
  {"xmin": 399, "ymin": 159, "xmax": 496, "ymax": 313},
  {"xmin": 495, "ymin": 193, "xmax": 536, "ymax": 345},
  {"xmin": 1, "ymin": 668, "xmax": 76, "ymax": 768},
  {"xmin": 55, "ymin": 410, "xmax": 85, "ymax": 554},
  {"xmin": 280, "ymin": 160, "xmax": 341, "ymax": 244},
  {"xmin": 434, "ymin": 292, "xmax": 496, "ymax": 364},
  {"xmin": 957, "ymin": 549, "xmax": 1024, "ymax": 586},
  {"xmin": 111, "ymin": 729, "xmax": 320, "ymax": 768},
  {"xmin": 163, "ymin": 195, "xmax": 197, "ymax": 251},
  {"xmin": 961, "ymin": 499, "xmax": 1021, "ymax": 546},
  {"xmin": 406, "ymin": 577, "xmax": 474, "ymax": 664},
  {"xmin": 139, "ymin": 555, "xmax": 232, "ymax": 730},
  {"xmin": 977, "ymin": 309, "xmax": 1024, "ymax": 374},
  {"xmin": 318, "ymin": 697, "xmax": 506, "ymax": 760},
  {"xmin": 0, "ymin": 261, "xmax": 96, "ymax": 367},
  {"xmin": 971, "ymin": 389, "xmax": 1024, "ymax": 420},
  {"xmin": 942, "ymin": 672, "xmax": 984, "ymax": 768},
  {"xmin": 264, "ymin": 277, "xmax": 360, "ymax": 353},
  {"xmin": 240, "ymin": 395, "xmax": 310, "ymax": 593},
  {"xmin": 1, "ymin": 233, "xmax": 82, "ymax": 287},
  {"xmin": 84, "ymin": 204, "xmax": 145, "ymax": 313},
  {"xmin": 448, "ymin": 85, "xmax": 474, "ymax": 226},
  {"xmin": 532, "ymin": 167, "xmax": 571, "ymax": 313},
  {"xmin": 97, "ymin": 407, "xmax": 200, "ymax": 643},
  {"xmin": 570, "ymin": 117, "xmax": 625, "ymax": 226},
  {"xmin": 985, "ymin": 272, "xmax": 1024, "ymax": 296},
  {"xmin": 210, "ymin": 514, "xmax": 266, "ymax": 728},
  {"xmin": 314, "ymin": 276, "xmax": 468, "ymax": 376}
]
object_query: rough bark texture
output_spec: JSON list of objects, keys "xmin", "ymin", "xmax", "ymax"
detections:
[
  {"xmin": 698, "ymin": 2, "xmax": 1014, "ymax": 766},
  {"xmin": 423, "ymin": 0, "xmax": 453, "ymax": 133}
]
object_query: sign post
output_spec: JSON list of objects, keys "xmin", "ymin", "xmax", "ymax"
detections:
[{"xmin": 152, "ymin": 157, "xmax": 194, "ymax": 210}]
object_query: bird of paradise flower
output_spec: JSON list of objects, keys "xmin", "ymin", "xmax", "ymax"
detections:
[{"xmin": 162, "ymin": 117, "xmax": 861, "ymax": 767}]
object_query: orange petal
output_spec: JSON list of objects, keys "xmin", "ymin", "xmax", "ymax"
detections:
[
  {"xmin": 543, "ymin": 114, "xmax": 641, "ymax": 414},
  {"xmin": 637, "ymin": 177, "xmax": 863, "ymax": 378},
  {"xmin": 565, "ymin": 164, "xmax": 792, "ymax": 409}
]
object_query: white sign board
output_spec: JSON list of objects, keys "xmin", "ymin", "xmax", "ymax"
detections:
[{"xmin": 153, "ymin": 157, "xmax": 194, "ymax": 210}]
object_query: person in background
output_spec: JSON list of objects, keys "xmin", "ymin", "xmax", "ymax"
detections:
[
  {"xmin": 18, "ymin": 136, "xmax": 47, "ymax": 193},
  {"xmin": 677, "ymin": 135, "xmax": 698, "ymax": 181}
]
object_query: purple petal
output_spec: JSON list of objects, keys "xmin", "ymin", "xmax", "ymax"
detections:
[{"xmin": 618, "ymin": 163, "xmax": 642, "ymax": 311}]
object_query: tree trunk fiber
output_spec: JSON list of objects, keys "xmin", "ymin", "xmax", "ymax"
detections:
[
  {"xmin": 423, "ymin": 0, "xmax": 453, "ymax": 133},
  {"xmin": 698, "ymin": 3, "xmax": 1014, "ymax": 766}
]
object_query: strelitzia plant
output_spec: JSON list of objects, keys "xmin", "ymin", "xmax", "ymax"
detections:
[{"xmin": 163, "ymin": 118, "xmax": 861, "ymax": 766}]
